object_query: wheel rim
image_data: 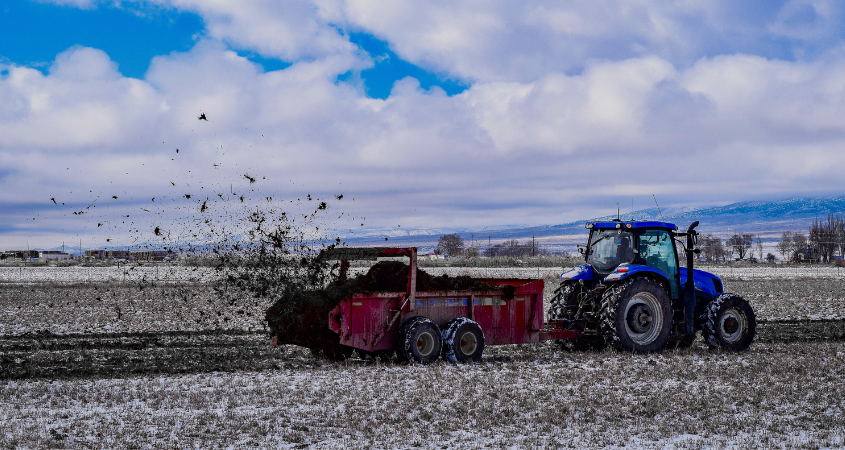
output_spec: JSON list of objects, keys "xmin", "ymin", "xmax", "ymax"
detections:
[
  {"xmin": 458, "ymin": 331, "xmax": 477, "ymax": 356},
  {"xmin": 720, "ymin": 307, "xmax": 748, "ymax": 343},
  {"xmin": 416, "ymin": 332, "xmax": 436, "ymax": 357},
  {"xmin": 623, "ymin": 292, "xmax": 663, "ymax": 345}
]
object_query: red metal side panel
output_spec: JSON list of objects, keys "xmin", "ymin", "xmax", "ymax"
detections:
[
  {"xmin": 330, "ymin": 293, "xmax": 403, "ymax": 352},
  {"xmin": 327, "ymin": 278, "xmax": 546, "ymax": 351}
]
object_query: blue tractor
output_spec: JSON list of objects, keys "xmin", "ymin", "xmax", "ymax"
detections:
[{"xmin": 549, "ymin": 220, "xmax": 756, "ymax": 352}]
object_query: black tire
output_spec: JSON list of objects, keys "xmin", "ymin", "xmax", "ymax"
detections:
[
  {"xmin": 441, "ymin": 318, "xmax": 485, "ymax": 363},
  {"xmin": 600, "ymin": 278, "xmax": 673, "ymax": 353},
  {"xmin": 549, "ymin": 282, "xmax": 606, "ymax": 351},
  {"xmin": 702, "ymin": 294, "xmax": 756, "ymax": 351},
  {"xmin": 396, "ymin": 317, "xmax": 442, "ymax": 364},
  {"xmin": 309, "ymin": 344, "xmax": 354, "ymax": 361}
]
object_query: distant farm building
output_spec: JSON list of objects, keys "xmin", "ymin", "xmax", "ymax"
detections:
[
  {"xmin": 39, "ymin": 251, "xmax": 72, "ymax": 260},
  {"xmin": 84, "ymin": 249, "xmax": 174, "ymax": 261}
]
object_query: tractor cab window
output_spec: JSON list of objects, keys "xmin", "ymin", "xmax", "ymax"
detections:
[
  {"xmin": 638, "ymin": 229, "xmax": 679, "ymax": 297},
  {"xmin": 587, "ymin": 229, "xmax": 634, "ymax": 272}
]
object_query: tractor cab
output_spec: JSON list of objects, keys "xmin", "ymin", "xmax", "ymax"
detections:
[{"xmin": 583, "ymin": 221, "xmax": 681, "ymax": 298}]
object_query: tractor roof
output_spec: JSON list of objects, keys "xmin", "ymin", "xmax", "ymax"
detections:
[{"xmin": 589, "ymin": 221, "xmax": 678, "ymax": 230}]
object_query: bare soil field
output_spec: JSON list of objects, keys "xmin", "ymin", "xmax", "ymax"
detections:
[
  {"xmin": 1, "ymin": 341, "xmax": 843, "ymax": 448},
  {"xmin": 1, "ymin": 267, "xmax": 844, "ymax": 448}
]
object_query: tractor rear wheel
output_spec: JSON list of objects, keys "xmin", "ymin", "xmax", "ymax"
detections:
[
  {"xmin": 702, "ymin": 294, "xmax": 756, "ymax": 351},
  {"xmin": 396, "ymin": 317, "xmax": 442, "ymax": 364},
  {"xmin": 600, "ymin": 278, "xmax": 673, "ymax": 353},
  {"xmin": 549, "ymin": 282, "xmax": 605, "ymax": 351},
  {"xmin": 441, "ymin": 318, "xmax": 485, "ymax": 363}
]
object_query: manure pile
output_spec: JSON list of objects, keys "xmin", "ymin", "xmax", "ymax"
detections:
[{"xmin": 265, "ymin": 261, "xmax": 500, "ymax": 350}]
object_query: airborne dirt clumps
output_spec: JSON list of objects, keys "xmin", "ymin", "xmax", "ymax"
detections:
[{"xmin": 265, "ymin": 260, "xmax": 502, "ymax": 350}]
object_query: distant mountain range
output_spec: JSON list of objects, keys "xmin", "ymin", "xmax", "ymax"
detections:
[
  {"xmin": 346, "ymin": 196, "xmax": 845, "ymax": 253},
  {"xmin": 31, "ymin": 196, "xmax": 845, "ymax": 254}
]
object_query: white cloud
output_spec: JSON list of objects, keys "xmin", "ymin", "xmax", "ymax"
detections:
[
  {"xmin": 333, "ymin": 0, "xmax": 814, "ymax": 82},
  {"xmin": 769, "ymin": 0, "xmax": 843, "ymax": 41},
  {"xmin": 151, "ymin": 0, "xmax": 358, "ymax": 62}
]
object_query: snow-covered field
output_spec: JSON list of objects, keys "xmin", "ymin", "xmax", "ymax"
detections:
[
  {"xmin": 1, "ymin": 266, "xmax": 844, "ymax": 448},
  {"xmin": 1, "ymin": 341, "xmax": 842, "ymax": 449}
]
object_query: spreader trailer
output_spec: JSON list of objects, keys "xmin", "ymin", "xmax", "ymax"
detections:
[{"xmin": 269, "ymin": 246, "xmax": 578, "ymax": 363}]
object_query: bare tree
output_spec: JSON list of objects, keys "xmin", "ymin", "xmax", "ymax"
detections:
[
  {"xmin": 726, "ymin": 233, "xmax": 753, "ymax": 260},
  {"xmin": 792, "ymin": 232, "xmax": 807, "ymax": 262},
  {"xmin": 766, "ymin": 253, "xmax": 776, "ymax": 263},
  {"xmin": 700, "ymin": 234, "xmax": 727, "ymax": 263},
  {"xmin": 756, "ymin": 235, "xmax": 764, "ymax": 261},
  {"xmin": 437, "ymin": 234, "xmax": 464, "ymax": 257},
  {"xmin": 777, "ymin": 231, "xmax": 793, "ymax": 262}
]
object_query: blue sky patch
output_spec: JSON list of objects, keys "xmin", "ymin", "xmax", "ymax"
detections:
[
  {"xmin": 234, "ymin": 50, "xmax": 292, "ymax": 73},
  {"xmin": 0, "ymin": 0, "xmax": 204, "ymax": 79},
  {"xmin": 344, "ymin": 33, "xmax": 469, "ymax": 99}
]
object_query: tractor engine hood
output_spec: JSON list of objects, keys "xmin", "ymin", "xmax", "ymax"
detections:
[{"xmin": 679, "ymin": 267, "xmax": 723, "ymax": 296}]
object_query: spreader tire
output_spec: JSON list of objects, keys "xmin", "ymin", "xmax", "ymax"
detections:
[
  {"xmin": 702, "ymin": 294, "xmax": 756, "ymax": 351},
  {"xmin": 600, "ymin": 278, "xmax": 673, "ymax": 353},
  {"xmin": 396, "ymin": 317, "xmax": 442, "ymax": 364},
  {"xmin": 441, "ymin": 318, "xmax": 485, "ymax": 363},
  {"xmin": 550, "ymin": 282, "xmax": 606, "ymax": 351}
]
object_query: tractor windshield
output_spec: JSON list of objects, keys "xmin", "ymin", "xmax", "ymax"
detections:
[{"xmin": 587, "ymin": 229, "xmax": 634, "ymax": 272}]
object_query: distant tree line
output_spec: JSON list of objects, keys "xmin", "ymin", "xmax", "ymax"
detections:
[
  {"xmin": 436, "ymin": 234, "xmax": 550, "ymax": 258},
  {"xmin": 699, "ymin": 214, "xmax": 845, "ymax": 264}
]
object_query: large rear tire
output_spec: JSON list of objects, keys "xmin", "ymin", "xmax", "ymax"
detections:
[
  {"xmin": 600, "ymin": 278, "xmax": 673, "ymax": 353},
  {"xmin": 396, "ymin": 317, "xmax": 442, "ymax": 364},
  {"xmin": 702, "ymin": 294, "xmax": 756, "ymax": 351},
  {"xmin": 549, "ymin": 282, "xmax": 605, "ymax": 351},
  {"xmin": 441, "ymin": 318, "xmax": 485, "ymax": 363}
]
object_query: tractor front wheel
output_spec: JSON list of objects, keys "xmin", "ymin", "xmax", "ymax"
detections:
[
  {"xmin": 702, "ymin": 294, "xmax": 756, "ymax": 351},
  {"xmin": 601, "ymin": 278, "xmax": 673, "ymax": 353}
]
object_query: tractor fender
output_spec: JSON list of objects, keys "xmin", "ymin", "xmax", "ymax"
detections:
[
  {"xmin": 679, "ymin": 267, "xmax": 723, "ymax": 297},
  {"xmin": 603, "ymin": 264, "xmax": 671, "ymax": 293},
  {"xmin": 560, "ymin": 264, "xmax": 593, "ymax": 282}
]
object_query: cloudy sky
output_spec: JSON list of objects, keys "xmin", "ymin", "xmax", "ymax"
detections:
[{"xmin": 2, "ymin": 0, "xmax": 845, "ymax": 249}]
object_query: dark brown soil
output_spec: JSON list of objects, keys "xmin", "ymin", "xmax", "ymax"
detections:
[{"xmin": 1, "ymin": 319, "xmax": 841, "ymax": 380}]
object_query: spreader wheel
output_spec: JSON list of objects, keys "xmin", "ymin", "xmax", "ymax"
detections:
[
  {"xmin": 396, "ymin": 317, "xmax": 442, "ymax": 364},
  {"xmin": 441, "ymin": 318, "xmax": 485, "ymax": 363},
  {"xmin": 702, "ymin": 294, "xmax": 756, "ymax": 351},
  {"xmin": 600, "ymin": 278, "xmax": 673, "ymax": 353}
]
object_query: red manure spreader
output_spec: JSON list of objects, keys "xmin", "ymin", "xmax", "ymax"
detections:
[{"xmin": 268, "ymin": 247, "xmax": 575, "ymax": 363}]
